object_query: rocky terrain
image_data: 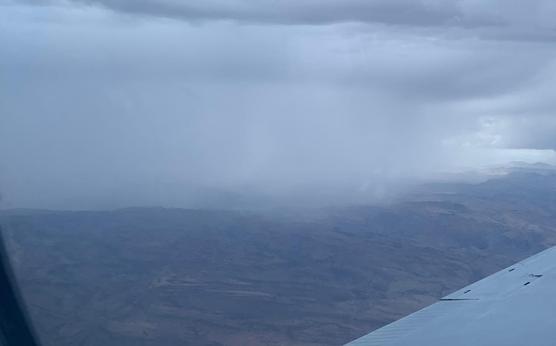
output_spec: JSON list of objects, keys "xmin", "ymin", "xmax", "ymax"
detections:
[{"xmin": 2, "ymin": 170, "xmax": 556, "ymax": 345}]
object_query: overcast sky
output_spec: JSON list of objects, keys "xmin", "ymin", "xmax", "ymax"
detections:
[{"xmin": 1, "ymin": 0, "xmax": 556, "ymax": 209}]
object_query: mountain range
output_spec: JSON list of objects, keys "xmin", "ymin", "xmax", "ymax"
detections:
[{"xmin": 2, "ymin": 167, "xmax": 556, "ymax": 345}]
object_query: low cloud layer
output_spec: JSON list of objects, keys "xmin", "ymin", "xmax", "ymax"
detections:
[
  {"xmin": 1, "ymin": 1, "xmax": 556, "ymax": 209},
  {"xmin": 20, "ymin": 0, "xmax": 556, "ymax": 40},
  {"xmin": 62, "ymin": 0, "xmax": 460, "ymax": 26}
]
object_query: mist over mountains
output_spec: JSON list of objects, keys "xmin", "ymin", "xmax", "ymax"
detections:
[
  {"xmin": 2, "ymin": 167, "xmax": 556, "ymax": 345},
  {"xmin": 4, "ymin": 0, "xmax": 556, "ymax": 211}
]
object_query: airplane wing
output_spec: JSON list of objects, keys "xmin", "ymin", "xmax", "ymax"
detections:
[{"xmin": 346, "ymin": 246, "xmax": 556, "ymax": 346}]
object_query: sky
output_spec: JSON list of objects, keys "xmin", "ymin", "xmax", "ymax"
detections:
[{"xmin": 1, "ymin": 0, "xmax": 556, "ymax": 209}]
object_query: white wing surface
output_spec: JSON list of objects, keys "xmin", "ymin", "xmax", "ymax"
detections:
[{"xmin": 346, "ymin": 246, "xmax": 556, "ymax": 346}]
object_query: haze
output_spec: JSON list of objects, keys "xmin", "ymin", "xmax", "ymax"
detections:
[{"xmin": 1, "ymin": 0, "xmax": 556, "ymax": 209}]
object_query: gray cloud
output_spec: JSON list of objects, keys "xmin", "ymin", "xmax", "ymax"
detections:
[
  {"xmin": 1, "ymin": 1, "xmax": 556, "ymax": 210},
  {"xmin": 13, "ymin": 0, "xmax": 556, "ymax": 41},
  {"xmin": 28, "ymin": 0, "xmax": 462, "ymax": 26}
]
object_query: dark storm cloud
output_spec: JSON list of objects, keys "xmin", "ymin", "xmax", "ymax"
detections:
[
  {"xmin": 15, "ymin": 0, "xmax": 556, "ymax": 41},
  {"xmin": 34, "ymin": 0, "xmax": 462, "ymax": 26},
  {"xmin": 1, "ymin": 1, "xmax": 556, "ymax": 209}
]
